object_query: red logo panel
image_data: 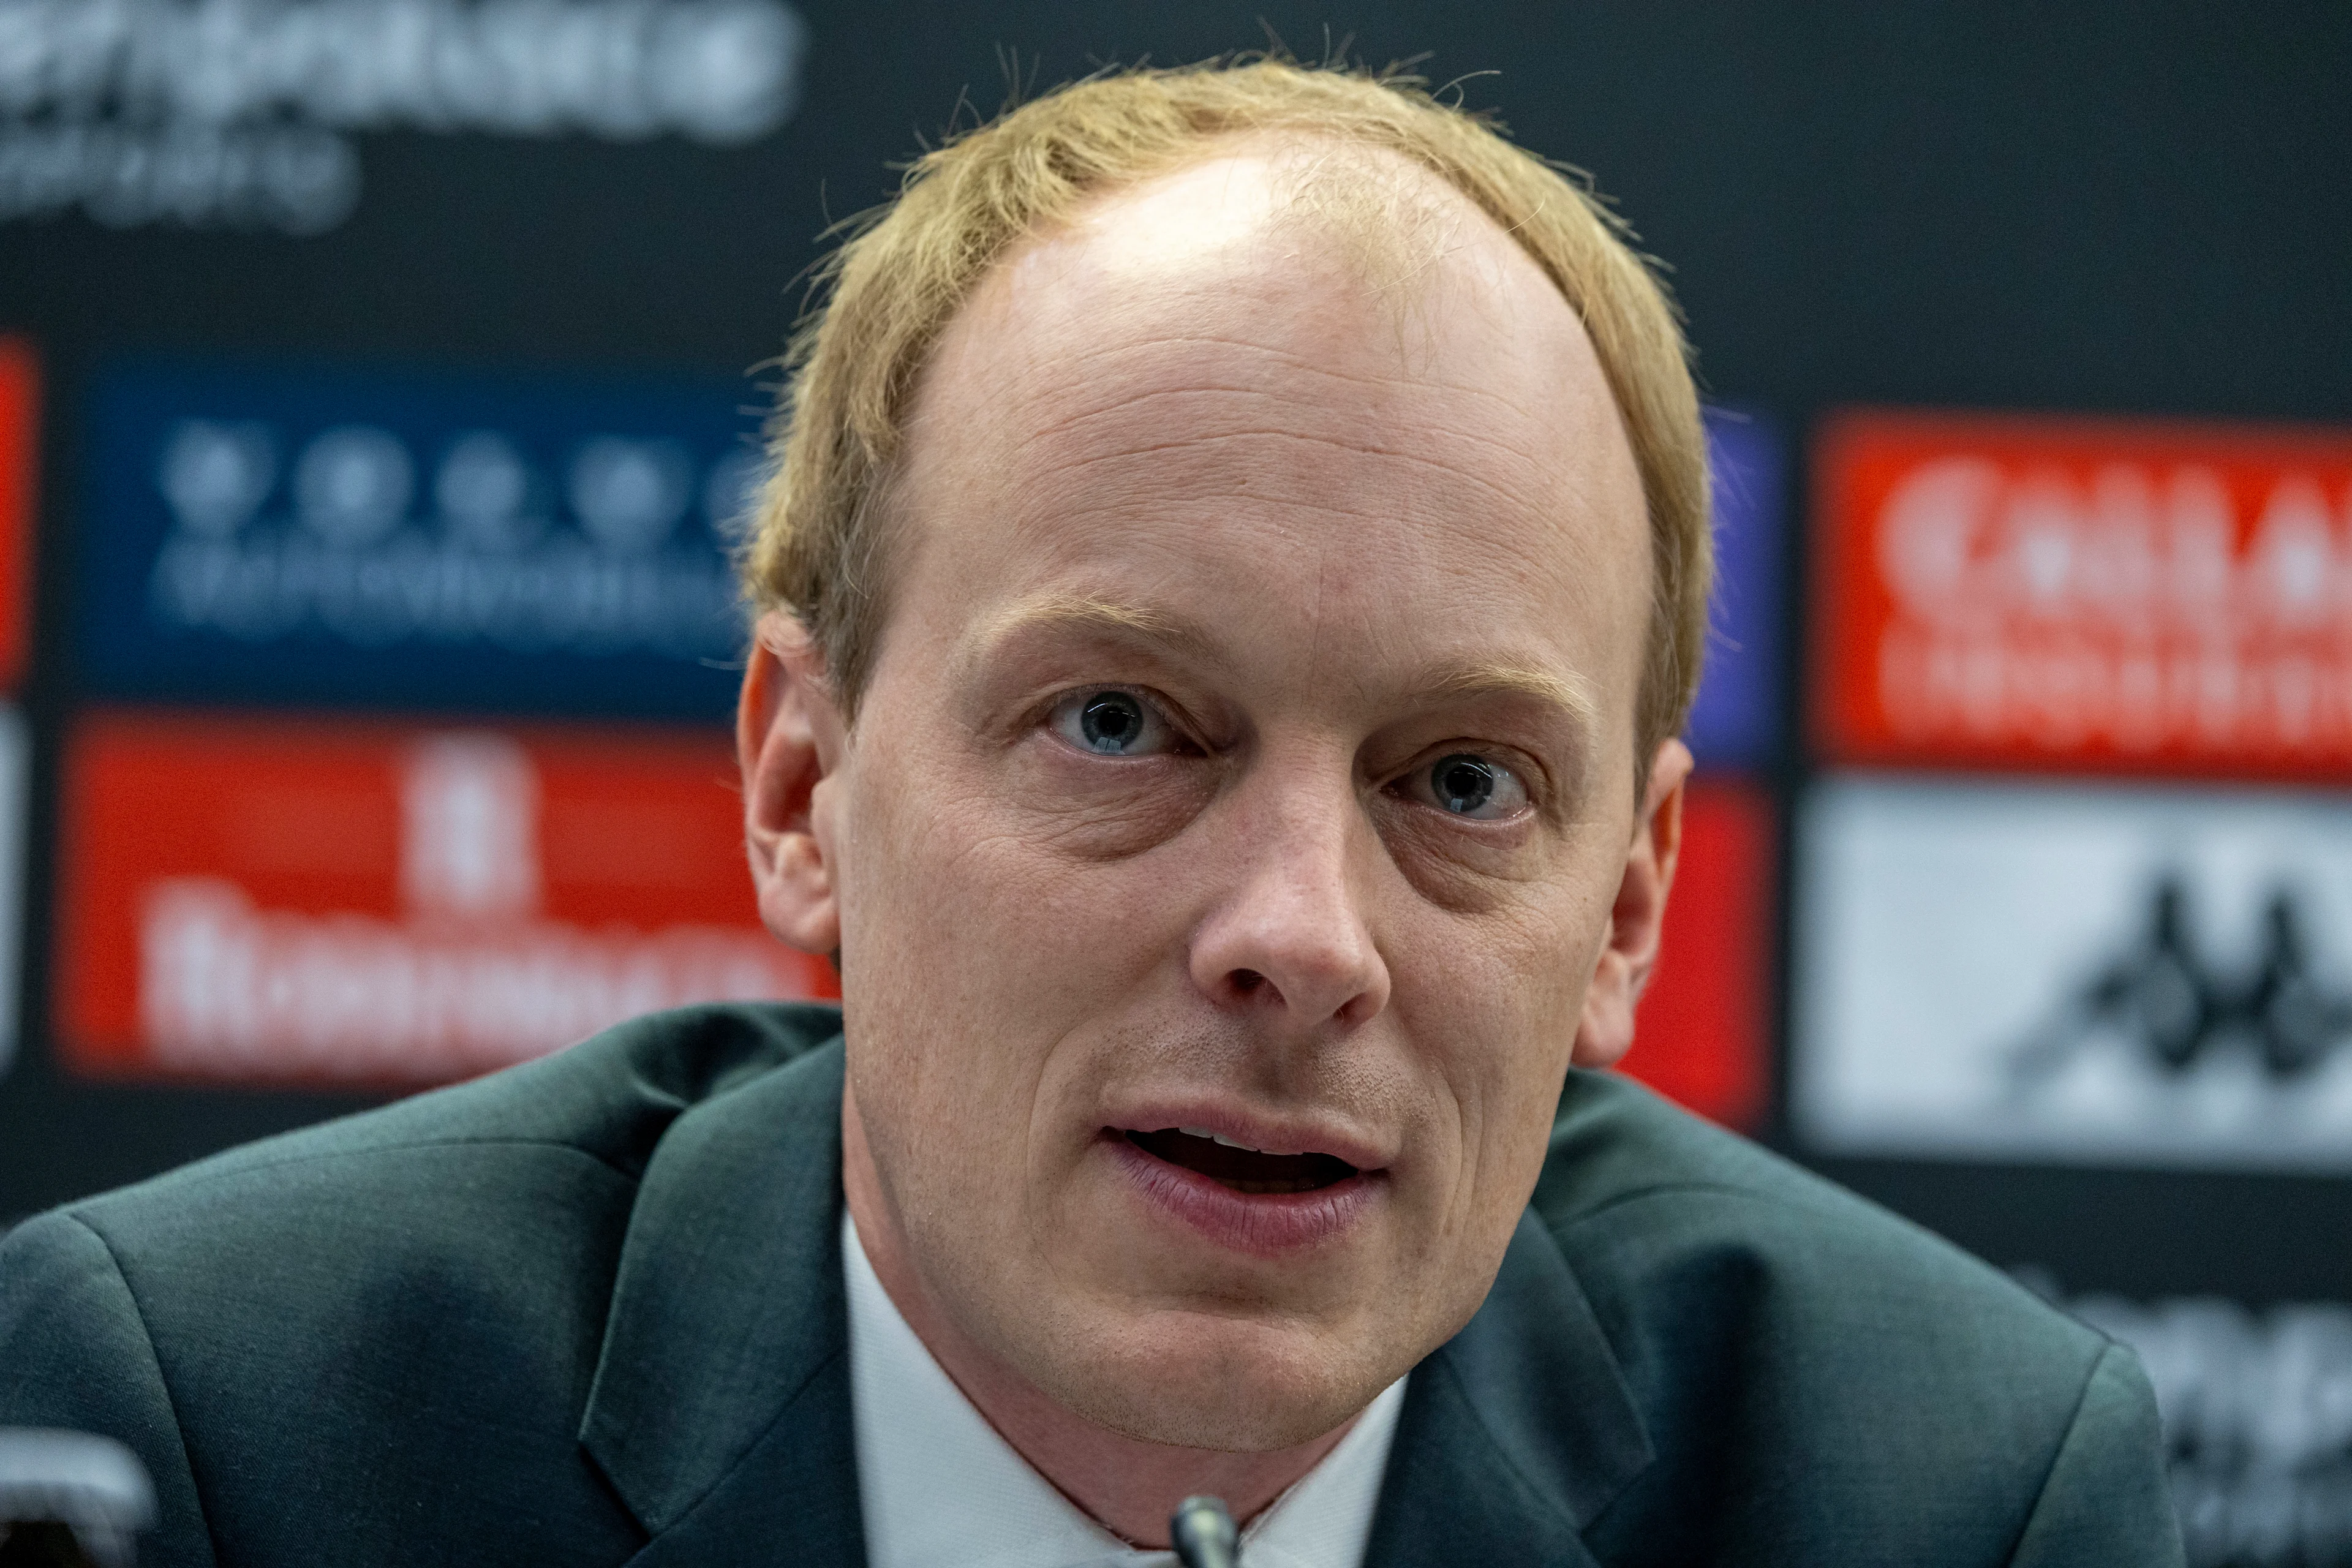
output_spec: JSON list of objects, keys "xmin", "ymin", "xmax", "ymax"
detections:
[
  {"xmin": 56, "ymin": 711, "xmax": 837, "ymax": 1087},
  {"xmin": 1814, "ymin": 411, "xmax": 2352, "ymax": 777},
  {"xmin": 1622, "ymin": 778, "xmax": 1775, "ymax": 1131},
  {"xmin": 0, "ymin": 340, "xmax": 36, "ymax": 690}
]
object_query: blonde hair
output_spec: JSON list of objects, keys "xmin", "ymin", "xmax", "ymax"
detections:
[{"xmin": 744, "ymin": 58, "xmax": 1710, "ymax": 774}]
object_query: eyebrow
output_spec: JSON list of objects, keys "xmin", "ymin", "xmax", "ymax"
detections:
[
  {"xmin": 1417, "ymin": 658, "xmax": 1604, "ymax": 736},
  {"xmin": 967, "ymin": 592, "xmax": 1225, "ymax": 667}
]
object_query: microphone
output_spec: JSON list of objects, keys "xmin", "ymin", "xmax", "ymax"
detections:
[
  {"xmin": 0, "ymin": 1430, "xmax": 155, "ymax": 1568},
  {"xmin": 1169, "ymin": 1494, "xmax": 1239, "ymax": 1568}
]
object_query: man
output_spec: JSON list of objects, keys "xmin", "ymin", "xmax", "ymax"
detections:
[{"xmin": 1, "ymin": 61, "xmax": 2181, "ymax": 1566}]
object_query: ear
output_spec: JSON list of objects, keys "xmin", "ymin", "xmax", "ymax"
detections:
[
  {"xmin": 739, "ymin": 610, "xmax": 848, "ymax": 956},
  {"xmin": 1571, "ymin": 737, "xmax": 1694, "ymax": 1070}
]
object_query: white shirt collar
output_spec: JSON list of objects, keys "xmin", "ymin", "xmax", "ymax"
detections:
[{"xmin": 844, "ymin": 1213, "xmax": 1406, "ymax": 1568}]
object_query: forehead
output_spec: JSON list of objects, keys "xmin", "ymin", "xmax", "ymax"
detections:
[{"xmin": 888, "ymin": 141, "xmax": 1651, "ymax": 710}]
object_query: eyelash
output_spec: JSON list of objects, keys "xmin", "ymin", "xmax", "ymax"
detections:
[
  {"xmin": 1042, "ymin": 685, "xmax": 1194, "ymax": 758},
  {"xmin": 1389, "ymin": 750, "xmax": 1536, "ymax": 821},
  {"xmin": 1039, "ymin": 685, "xmax": 1536, "ymax": 816}
]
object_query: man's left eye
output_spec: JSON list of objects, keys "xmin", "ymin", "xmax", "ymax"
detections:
[
  {"xmin": 1047, "ymin": 688, "xmax": 1178, "ymax": 756},
  {"xmin": 1405, "ymin": 752, "xmax": 1529, "ymax": 820}
]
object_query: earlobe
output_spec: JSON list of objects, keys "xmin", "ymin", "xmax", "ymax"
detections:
[
  {"xmin": 1570, "ymin": 737, "xmax": 1694, "ymax": 1071},
  {"xmin": 738, "ymin": 610, "xmax": 846, "ymax": 956}
]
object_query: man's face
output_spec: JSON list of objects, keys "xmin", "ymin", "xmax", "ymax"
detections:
[{"xmin": 782, "ymin": 149, "xmax": 1666, "ymax": 1449}]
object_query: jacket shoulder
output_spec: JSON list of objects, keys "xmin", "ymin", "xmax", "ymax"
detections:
[
  {"xmin": 78, "ymin": 1000, "xmax": 845, "ymax": 1203},
  {"xmin": 0, "ymin": 1002, "xmax": 844, "ymax": 1566},
  {"xmin": 1534, "ymin": 1069, "xmax": 2073, "ymax": 1341},
  {"xmin": 1539, "ymin": 1072, "xmax": 2174, "ymax": 1563},
  {"xmin": 33, "ymin": 999, "xmax": 847, "ymax": 1389}
]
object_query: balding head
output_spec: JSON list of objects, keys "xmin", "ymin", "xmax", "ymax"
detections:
[
  {"xmin": 745, "ymin": 61, "xmax": 1709, "ymax": 790},
  {"xmin": 736, "ymin": 78, "xmax": 1692, "ymax": 1525},
  {"xmin": 891, "ymin": 138, "xmax": 1652, "ymax": 780}
]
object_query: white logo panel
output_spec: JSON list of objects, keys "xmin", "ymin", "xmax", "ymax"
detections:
[{"xmin": 1795, "ymin": 776, "xmax": 2352, "ymax": 1169}]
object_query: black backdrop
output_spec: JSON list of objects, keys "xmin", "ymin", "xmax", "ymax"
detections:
[{"xmin": 4, "ymin": 1, "xmax": 2348, "ymax": 1308}]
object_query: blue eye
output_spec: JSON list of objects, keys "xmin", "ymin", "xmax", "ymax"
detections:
[
  {"xmin": 1414, "ymin": 752, "xmax": 1528, "ymax": 820},
  {"xmin": 1049, "ymin": 688, "xmax": 1174, "ymax": 756}
]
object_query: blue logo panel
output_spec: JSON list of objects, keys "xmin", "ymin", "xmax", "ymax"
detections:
[
  {"xmin": 83, "ymin": 360, "xmax": 769, "ymax": 718},
  {"xmin": 1687, "ymin": 408, "xmax": 1785, "ymax": 769}
]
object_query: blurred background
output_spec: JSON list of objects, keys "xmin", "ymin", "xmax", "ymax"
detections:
[{"xmin": 0, "ymin": 3, "xmax": 2346, "ymax": 1561}]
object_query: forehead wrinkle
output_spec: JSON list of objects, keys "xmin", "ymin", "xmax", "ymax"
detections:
[
  {"xmin": 1005, "ymin": 313, "xmax": 1565, "ymax": 435},
  {"xmin": 997, "ymin": 457, "xmax": 1630, "ymax": 662},
  {"xmin": 972, "ymin": 329, "xmax": 1618, "ymax": 560},
  {"xmin": 1011, "ymin": 367, "xmax": 1555, "ymax": 469},
  {"xmin": 999, "ymin": 377, "xmax": 1570, "ymax": 533},
  {"xmin": 1038, "ymin": 422, "xmax": 1553, "ymax": 522},
  {"xmin": 1033, "ymin": 328, "xmax": 1417, "ymax": 393},
  {"xmin": 993, "ymin": 338, "xmax": 1416, "ymax": 459}
]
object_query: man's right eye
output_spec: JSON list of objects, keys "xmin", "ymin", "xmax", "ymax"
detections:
[{"xmin": 1047, "ymin": 688, "xmax": 1177, "ymax": 756}]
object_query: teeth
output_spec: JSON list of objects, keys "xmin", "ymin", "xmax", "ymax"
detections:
[{"xmin": 1178, "ymin": 1125, "xmax": 1263, "ymax": 1153}]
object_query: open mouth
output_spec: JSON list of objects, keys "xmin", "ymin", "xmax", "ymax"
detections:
[{"xmin": 1124, "ymin": 1127, "xmax": 1359, "ymax": 1196}]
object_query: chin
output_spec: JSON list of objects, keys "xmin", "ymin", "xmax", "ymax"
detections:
[{"xmin": 1025, "ymin": 1305, "xmax": 1393, "ymax": 1454}]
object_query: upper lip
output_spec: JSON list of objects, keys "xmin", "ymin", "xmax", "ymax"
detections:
[{"xmin": 1106, "ymin": 1102, "xmax": 1393, "ymax": 1171}]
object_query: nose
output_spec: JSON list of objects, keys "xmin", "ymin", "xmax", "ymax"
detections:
[{"xmin": 1186, "ymin": 770, "xmax": 1392, "ymax": 1033}]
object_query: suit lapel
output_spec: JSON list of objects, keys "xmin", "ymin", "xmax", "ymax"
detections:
[
  {"xmin": 579, "ymin": 1038, "xmax": 865, "ymax": 1566},
  {"xmin": 1365, "ymin": 1208, "xmax": 1653, "ymax": 1567},
  {"xmin": 574, "ymin": 1033, "xmax": 1647, "ymax": 1566}
]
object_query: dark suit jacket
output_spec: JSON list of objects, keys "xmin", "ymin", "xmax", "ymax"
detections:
[{"xmin": 1, "ymin": 1003, "xmax": 2183, "ymax": 1566}]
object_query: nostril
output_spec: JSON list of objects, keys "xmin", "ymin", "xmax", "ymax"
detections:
[{"xmin": 1231, "ymin": 968, "xmax": 1267, "ymax": 995}]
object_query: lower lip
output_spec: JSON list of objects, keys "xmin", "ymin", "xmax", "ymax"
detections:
[{"xmin": 1107, "ymin": 1133, "xmax": 1382, "ymax": 1257}]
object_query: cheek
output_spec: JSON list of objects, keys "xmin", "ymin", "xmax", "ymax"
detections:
[
  {"xmin": 1371, "ymin": 802, "xmax": 1549, "ymax": 915},
  {"xmin": 831, "ymin": 730, "xmax": 1019, "ymax": 1102},
  {"xmin": 1389, "ymin": 818, "xmax": 1621, "ymax": 1035},
  {"xmin": 996, "ymin": 741, "xmax": 1218, "ymax": 862},
  {"xmin": 1387, "ymin": 843, "xmax": 1617, "ymax": 1203},
  {"xmin": 832, "ymin": 724, "xmax": 1197, "ymax": 1103}
]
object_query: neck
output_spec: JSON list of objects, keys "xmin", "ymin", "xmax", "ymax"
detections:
[{"xmin": 840, "ymin": 1090, "xmax": 1360, "ymax": 1548}]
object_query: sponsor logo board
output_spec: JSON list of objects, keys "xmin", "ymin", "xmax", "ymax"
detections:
[
  {"xmin": 1793, "ymin": 775, "xmax": 2352, "ymax": 1169},
  {"xmin": 55, "ymin": 710, "xmax": 835, "ymax": 1086},
  {"xmin": 0, "ymin": 0, "xmax": 808, "ymax": 235},
  {"xmin": 1621, "ymin": 777, "xmax": 1774, "ymax": 1129},
  {"xmin": 2023, "ymin": 1275, "xmax": 2352, "ymax": 1568},
  {"xmin": 1687, "ymin": 408, "xmax": 1784, "ymax": 769},
  {"xmin": 83, "ymin": 360, "xmax": 762, "ymax": 717},
  {"xmin": 1813, "ymin": 412, "xmax": 2352, "ymax": 777}
]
